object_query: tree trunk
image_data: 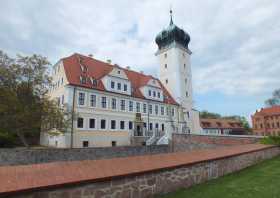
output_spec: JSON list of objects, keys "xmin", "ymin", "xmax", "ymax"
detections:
[{"xmin": 16, "ymin": 131, "xmax": 29, "ymax": 148}]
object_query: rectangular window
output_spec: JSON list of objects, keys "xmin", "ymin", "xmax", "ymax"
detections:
[
  {"xmin": 155, "ymin": 105, "xmax": 158, "ymax": 115},
  {"xmin": 124, "ymin": 84, "xmax": 127, "ymax": 91},
  {"xmin": 149, "ymin": 104, "xmax": 153, "ymax": 114},
  {"xmin": 101, "ymin": 96, "xmax": 107, "ymax": 108},
  {"xmin": 90, "ymin": 94, "xmax": 96, "ymax": 107},
  {"xmin": 77, "ymin": 117, "xmax": 84, "ymax": 128},
  {"xmin": 112, "ymin": 141, "xmax": 116, "ymax": 147},
  {"xmin": 78, "ymin": 92, "xmax": 85, "ymax": 106},
  {"xmin": 157, "ymin": 92, "xmax": 160, "ymax": 98},
  {"xmin": 117, "ymin": 82, "xmax": 121, "ymax": 90},
  {"xmin": 155, "ymin": 123, "xmax": 159, "ymax": 129},
  {"xmin": 111, "ymin": 81, "xmax": 115, "ymax": 89},
  {"xmin": 136, "ymin": 102, "xmax": 140, "ymax": 112},
  {"xmin": 149, "ymin": 123, "xmax": 153, "ymax": 131},
  {"xmin": 111, "ymin": 98, "xmax": 117, "ymax": 109},
  {"xmin": 148, "ymin": 90, "xmax": 152, "ymax": 96},
  {"xmin": 129, "ymin": 121, "xmax": 133, "ymax": 130},
  {"xmin": 143, "ymin": 103, "xmax": 147, "ymax": 113},
  {"xmin": 153, "ymin": 91, "xmax": 156, "ymax": 97},
  {"xmin": 89, "ymin": 118, "xmax": 95, "ymax": 129},
  {"xmin": 120, "ymin": 121, "xmax": 125, "ymax": 130},
  {"xmin": 161, "ymin": 106, "xmax": 164, "ymax": 115},
  {"xmin": 101, "ymin": 119, "xmax": 106, "ymax": 129},
  {"xmin": 171, "ymin": 108, "xmax": 175, "ymax": 116},
  {"xmin": 61, "ymin": 95, "xmax": 64, "ymax": 104},
  {"xmin": 121, "ymin": 100, "xmax": 125, "ymax": 111},
  {"xmin": 166, "ymin": 107, "xmax": 169, "ymax": 115},
  {"xmin": 161, "ymin": 123, "xmax": 165, "ymax": 131},
  {"xmin": 143, "ymin": 122, "xmax": 147, "ymax": 129},
  {"xmin": 83, "ymin": 141, "xmax": 89, "ymax": 148},
  {"xmin": 111, "ymin": 120, "xmax": 116, "ymax": 129},
  {"xmin": 129, "ymin": 101, "xmax": 133, "ymax": 112}
]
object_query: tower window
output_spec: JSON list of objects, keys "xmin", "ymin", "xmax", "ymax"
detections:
[
  {"xmin": 165, "ymin": 79, "xmax": 168, "ymax": 84},
  {"xmin": 165, "ymin": 64, "xmax": 167, "ymax": 69},
  {"xmin": 164, "ymin": 53, "xmax": 167, "ymax": 58},
  {"xmin": 186, "ymin": 91, "xmax": 189, "ymax": 97}
]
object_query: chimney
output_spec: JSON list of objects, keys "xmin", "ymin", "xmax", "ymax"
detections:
[
  {"xmin": 88, "ymin": 54, "xmax": 93, "ymax": 58},
  {"xmin": 126, "ymin": 66, "xmax": 130, "ymax": 70},
  {"xmin": 107, "ymin": 59, "xmax": 112, "ymax": 64}
]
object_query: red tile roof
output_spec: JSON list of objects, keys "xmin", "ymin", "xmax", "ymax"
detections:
[
  {"xmin": 0, "ymin": 144, "xmax": 273, "ymax": 196},
  {"xmin": 200, "ymin": 118, "xmax": 244, "ymax": 129},
  {"xmin": 254, "ymin": 106, "xmax": 280, "ymax": 116},
  {"xmin": 62, "ymin": 53, "xmax": 178, "ymax": 105}
]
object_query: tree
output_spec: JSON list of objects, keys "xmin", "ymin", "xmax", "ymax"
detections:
[
  {"xmin": 265, "ymin": 89, "xmax": 280, "ymax": 107},
  {"xmin": 199, "ymin": 110, "xmax": 222, "ymax": 119},
  {"xmin": 0, "ymin": 50, "xmax": 70, "ymax": 148}
]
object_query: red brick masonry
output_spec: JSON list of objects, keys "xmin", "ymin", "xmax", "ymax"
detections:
[{"xmin": 0, "ymin": 144, "xmax": 276, "ymax": 197}]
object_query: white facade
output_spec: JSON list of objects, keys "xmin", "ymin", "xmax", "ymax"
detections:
[
  {"xmin": 156, "ymin": 43, "xmax": 200, "ymax": 133},
  {"xmin": 41, "ymin": 60, "xmax": 181, "ymax": 148}
]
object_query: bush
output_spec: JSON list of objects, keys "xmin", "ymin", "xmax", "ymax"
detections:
[
  {"xmin": 0, "ymin": 132, "xmax": 17, "ymax": 148},
  {"xmin": 260, "ymin": 136, "xmax": 280, "ymax": 146}
]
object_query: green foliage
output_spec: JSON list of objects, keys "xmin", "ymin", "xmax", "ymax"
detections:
[
  {"xmin": 199, "ymin": 111, "xmax": 222, "ymax": 119},
  {"xmin": 265, "ymin": 89, "xmax": 280, "ymax": 107},
  {"xmin": 0, "ymin": 50, "xmax": 70, "ymax": 147},
  {"xmin": 0, "ymin": 131, "xmax": 17, "ymax": 148},
  {"xmin": 260, "ymin": 136, "xmax": 280, "ymax": 146}
]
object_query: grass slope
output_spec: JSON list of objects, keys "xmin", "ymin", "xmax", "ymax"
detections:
[{"xmin": 160, "ymin": 156, "xmax": 280, "ymax": 198}]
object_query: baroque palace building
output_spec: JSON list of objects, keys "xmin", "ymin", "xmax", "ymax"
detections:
[
  {"xmin": 251, "ymin": 106, "xmax": 280, "ymax": 136},
  {"xmin": 40, "ymin": 11, "xmax": 201, "ymax": 148}
]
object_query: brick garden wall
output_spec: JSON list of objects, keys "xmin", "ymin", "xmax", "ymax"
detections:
[
  {"xmin": 0, "ymin": 145, "xmax": 170, "ymax": 166},
  {"xmin": 1, "ymin": 144, "xmax": 279, "ymax": 198},
  {"xmin": 171, "ymin": 133, "xmax": 262, "ymax": 152}
]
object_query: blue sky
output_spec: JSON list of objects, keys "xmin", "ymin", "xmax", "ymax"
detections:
[{"xmin": 1, "ymin": 0, "xmax": 280, "ymax": 121}]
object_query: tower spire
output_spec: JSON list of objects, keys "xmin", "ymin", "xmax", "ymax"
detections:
[{"xmin": 169, "ymin": 7, "xmax": 173, "ymax": 25}]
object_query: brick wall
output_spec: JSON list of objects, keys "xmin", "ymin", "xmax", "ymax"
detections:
[
  {"xmin": 0, "ymin": 145, "xmax": 170, "ymax": 166},
  {"xmin": 5, "ymin": 145, "xmax": 280, "ymax": 198},
  {"xmin": 171, "ymin": 134, "xmax": 262, "ymax": 152}
]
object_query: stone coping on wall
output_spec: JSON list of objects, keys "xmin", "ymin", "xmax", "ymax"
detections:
[{"xmin": 0, "ymin": 144, "xmax": 276, "ymax": 196}]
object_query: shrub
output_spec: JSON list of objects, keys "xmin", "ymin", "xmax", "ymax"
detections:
[
  {"xmin": 260, "ymin": 136, "xmax": 280, "ymax": 146},
  {"xmin": 0, "ymin": 131, "xmax": 17, "ymax": 148}
]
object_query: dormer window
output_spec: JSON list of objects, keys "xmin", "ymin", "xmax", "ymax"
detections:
[
  {"xmin": 80, "ymin": 76, "xmax": 87, "ymax": 84},
  {"xmin": 153, "ymin": 91, "xmax": 156, "ymax": 97},
  {"xmin": 90, "ymin": 78, "xmax": 97, "ymax": 87},
  {"xmin": 117, "ymin": 70, "xmax": 121, "ymax": 74},
  {"xmin": 148, "ymin": 90, "xmax": 151, "ymax": 96}
]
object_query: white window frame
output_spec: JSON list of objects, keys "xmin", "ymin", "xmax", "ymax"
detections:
[
  {"xmin": 77, "ymin": 91, "xmax": 86, "ymax": 107},
  {"xmin": 89, "ymin": 94, "xmax": 97, "ymax": 108},
  {"xmin": 89, "ymin": 118, "xmax": 96, "ymax": 129}
]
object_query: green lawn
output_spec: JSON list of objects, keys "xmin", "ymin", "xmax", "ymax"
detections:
[{"xmin": 160, "ymin": 156, "xmax": 280, "ymax": 198}]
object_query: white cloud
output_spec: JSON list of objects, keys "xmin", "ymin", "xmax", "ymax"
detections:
[{"xmin": 0, "ymin": 0, "xmax": 279, "ymax": 97}]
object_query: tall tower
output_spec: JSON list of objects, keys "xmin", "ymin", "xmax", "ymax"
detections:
[{"xmin": 155, "ymin": 10, "xmax": 195, "ymax": 132}]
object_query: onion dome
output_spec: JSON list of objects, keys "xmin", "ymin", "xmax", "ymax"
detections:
[{"xmin": 155, "ymin": 10, "xmax": 190, "ymax": 50}]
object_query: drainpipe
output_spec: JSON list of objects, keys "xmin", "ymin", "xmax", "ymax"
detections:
[
  {"xmin": 70, "ymin": 87, "xmax": 76, "ymax": 148},
  {"xmin": 147, "ymin": 100, "xmax": 150, "ymax": 137}
]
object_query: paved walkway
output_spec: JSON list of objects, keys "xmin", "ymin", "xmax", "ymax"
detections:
[{"xmin": 0, "ymin": 144, "xmax": 274, "ymax": 195}]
